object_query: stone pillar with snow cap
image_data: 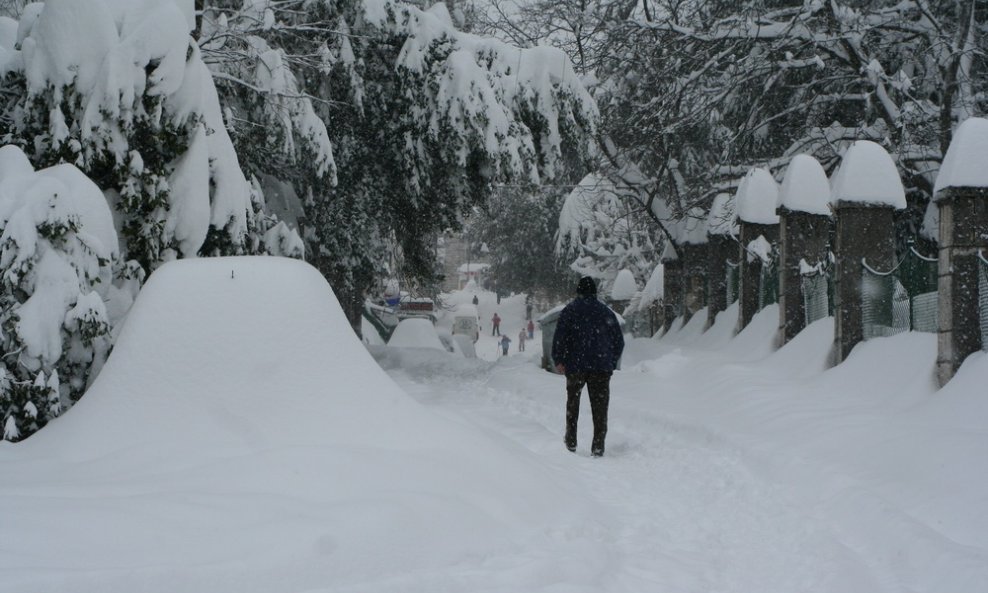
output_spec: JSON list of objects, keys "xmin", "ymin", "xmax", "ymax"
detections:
[
  {"xmin": 706, "ymin": 193, "xmax": 739, "ymax": 329},
  {"xmin": 735, "ymin": 168, "xmax": 780, "ymax": 333},
  {"xmin": 777, "ymin": 154, "xmax": 833, "ymax": 345},
  {"xmin": 660, "ymin": 241, "xmax": 683, "ymax": 333},
  {"xmin": 831, "ymin": 140, "xmax": 906, "ymax": 364},
  {"xmin": 934, "ymin": 117, "xmax": 988, "ymax": 385},
  {"xmin": 678, "ymin": 207, "xmax": 709, "ymax": 324}
]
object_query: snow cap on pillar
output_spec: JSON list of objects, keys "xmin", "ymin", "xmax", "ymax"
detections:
[
  {"xmin": 779, "ymin": 154, "xmax": 832, "ymax": 216},
  {"xmin": 707, "ymin": 193, "xmax": 739, "ymax": 236},
  {"xmin": 933, "ymin": 117, "xmax": 988, "ymax": 199},
  {"xmin": 830, "ymin": 141, "xmax": 906, "ymax": 209},
  {"xmin": 736, "ymin": 168, "xmax": 780, "ymax": 224}
]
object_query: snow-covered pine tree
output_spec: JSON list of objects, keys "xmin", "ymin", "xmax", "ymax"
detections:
[
  {"xmin": 556, "ymin": 173, "xmax": 660, "ymax": 295},
  {"xmin": 0, "ymin": 0, "xmax": 256, "ymax": 273},
  {"xmin": 0, "ymin": 146, "xmax": 115, "ymax": 441},
  {"xmin": 201, "ymin": 0, "xmax": 598, "ymax": 326},
  {"xmin": 467, "ymin": 184, "xmax": 573, "ymax": 302}
]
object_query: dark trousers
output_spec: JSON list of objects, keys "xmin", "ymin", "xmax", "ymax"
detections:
[
  {"xmin": 492, "ymin": 324, "xmax": 500, "ymax": 336},
  {"xmin": 565, "ymin": 372, "xmax": 611, "ymax": 454}
]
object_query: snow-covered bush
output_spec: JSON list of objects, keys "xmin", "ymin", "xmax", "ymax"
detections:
[
  {"xmin": 0, "ymin": 0, "xmax": 255, "ymax": 272},
  {"xmin": 0, "ymin": 146, "xmax": 116, "ymax": 441}
]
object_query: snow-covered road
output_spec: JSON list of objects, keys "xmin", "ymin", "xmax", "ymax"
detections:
[{"xmin": 378, "ymin": 290, "xmax": 988, "ymax": 592}]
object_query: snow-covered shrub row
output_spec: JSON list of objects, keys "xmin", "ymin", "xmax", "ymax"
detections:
[{"xmin": 0, "ymin": 146, "xmax": 118, "ymax": 441}]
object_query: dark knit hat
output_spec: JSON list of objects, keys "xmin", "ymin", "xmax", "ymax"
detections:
[{"xmin": 576, "ymin": 276, "xmax": 597, "ymax": 296}]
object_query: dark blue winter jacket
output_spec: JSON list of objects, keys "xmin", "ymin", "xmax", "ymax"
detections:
[{"xmin": 551, "ymin": 296, "xmax": 625, "ymax": 373}]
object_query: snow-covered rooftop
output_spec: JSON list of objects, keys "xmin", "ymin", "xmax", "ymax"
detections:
[
  {"xmin": 933, "ymin": 117, "xmax": 988, "ymax": 198},
  {"xmin": 736, "ymin": 168, "xmax": 780, "ymax": 224},
  {"xmin": 779, "ymin": 154, "xmax": 831, "ymax": 216},
  {"xmin": 830, "ymin": 141, "xmax": 906, "ymax": 209},
  {"xmin": 639, "ymin": 263, "xmax": 664, "ymax": 307},
  {"xmin": 707, "ymin": 193, "xmax": 739, "ymax": 237},
  {"xmin": 457, "ymin": 262, "xmax": 491, "ymax": 273},
  {"xmin": 660, "ymin": 240, "xmax": 679, "ymax": 262},
  {"xmin": 611, "ymin": 269, "xmax": 638, "ymax": 301}
]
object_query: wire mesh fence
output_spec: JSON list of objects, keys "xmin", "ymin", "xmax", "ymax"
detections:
[
  {"xmin": 980, "ymin": 251, "xmax": 988, "ymax": 351},
  {"xmin": 801, "ymin": 269, "xmax": 831, "ymax": 326},
  {"xmin": 758, "ymin": 256, "xmax": 779, "ymax": 311},
  {"xmin": 861, "ymin": 246, "xmax": 938, "ymax": 340},
  {"xmin": 726, "ymin": 260, "xmax": 740, "ymax": 305}
]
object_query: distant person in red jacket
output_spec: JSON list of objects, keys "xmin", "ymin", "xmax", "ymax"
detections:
[
  {"xmin": 527, "ymin": 319, "xmax": 535, "ymax": 339},
  {"xmin": 491, "ymin": 313, "xmax": 501, "ymax": 336}
]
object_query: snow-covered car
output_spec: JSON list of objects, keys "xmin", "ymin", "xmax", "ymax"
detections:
[{"xmin": 450, "ymin": 304, "xmax": 480, "ymax": 343}]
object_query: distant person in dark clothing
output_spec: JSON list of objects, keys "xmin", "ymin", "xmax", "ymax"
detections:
[
  {"xmin": 472, "ymin": 295, "xmax": 479, "ymax": 306},
  {"xmin": 491, "ymin": 313, "xmax": 501, "ymax": 336},
  {"xmin": 500, "ymin": 334, "xmax": 512, "ymax": 355},
  {"xmin": 551, "ymin": 276, "xmax": 624, "ymax": 457}
]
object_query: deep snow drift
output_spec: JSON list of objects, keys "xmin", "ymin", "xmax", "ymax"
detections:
[
  {"xmin": 4, "ymin": 260, "xmax": 987, "ymax": 592},
  {"xmin": 0, "ymin": 257, "xmax": 601, "ymax": 593}
]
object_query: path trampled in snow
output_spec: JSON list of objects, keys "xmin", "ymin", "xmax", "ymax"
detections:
[{"xmin": 382, "ymin": 289, "xmax": 988, "ymax": 593}]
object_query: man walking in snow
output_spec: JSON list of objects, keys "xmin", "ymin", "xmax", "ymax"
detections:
[
  {"xmin": 491, "ymin": 312, "xmax": 501, "ymax": 336},
  {"xmin": 500, "ymin": 334, "xmax": 512, "ymax": 356},
  {"xmin": 518, "ymin": 329, "xmax": 526, "ymax": 352},
  {"xmin": 551, "ymin": 276, "xmax": 624, "ymax": 457}
]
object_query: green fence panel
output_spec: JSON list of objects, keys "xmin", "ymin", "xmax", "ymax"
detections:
[
  {"xmin": 801, "ymin": 271, "xmax": 830, "ymax": 326},
  {"xmin": 758, "ymin": 255, "xmax": 779, "ymax": 310},
  {"xmin": 861, "ymin": 244, "xmax": 938, "ymax": 340},
  {"xmin": 726, "ymin": 260, "xmax": 740, "ymax": 305},
  {"xmin": 980, "ymin": 251, "xmax": 988, "ymax": 351}
]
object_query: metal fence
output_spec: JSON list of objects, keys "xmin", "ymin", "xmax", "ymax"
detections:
[
  {"xmin": 801, "ymin": 267, "xmax": 832, "ymax": 326},
  {"xmin": 861, "ymin": 246, "xmax": 938, "ymax": 340},
  {"xmin": 758, "ymin": 255, "xmax": 779, "ymax": 310},
  {"xmin": 980, "ymin": 251, "xmax": 988, "ymax": 351},
  {"xmin": 726, "ymin": 260, "xmax": 740, "ymax": 305}
]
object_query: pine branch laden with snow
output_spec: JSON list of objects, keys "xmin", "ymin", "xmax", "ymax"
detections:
[
  {"xmin": 200, "ymin": 0, "xmax": 597, "ymax": 320},
  {"xmin": 0, "ymin": 0, "xmax": 255, "ymax": 273},
  {"xmin": 0, "ymin": 146, "xmax": 115, "ymax": 442}
]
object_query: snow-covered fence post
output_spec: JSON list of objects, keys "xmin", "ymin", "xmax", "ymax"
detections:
[
  {"xmin": 736, "ymin": 169, "xmax": 780, "ymax": 333},
  {"xmin": 679, "ymin": 208, "xmax": 709, "ymax": 325},
  {"xmin": 934, "ymin": 118, "xmax": 988, "ymax": 386},
  {"xmin": 831, "ymin": 141, "xmax": 906, "ymax": 364},
  {"xmin": 706, "ymin": 193, "xmax": 738, "ymax": 330},
  {"xmin": 661, "ymin": 242, "xmax": 683, "ymax": 333},
  {"xmin": 777, "ymin": 155, "xmax": 833, "ymax": 345}
]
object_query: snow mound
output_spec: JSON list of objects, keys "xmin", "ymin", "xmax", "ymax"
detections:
[
  {"xmin": 831, "ymin": 140, "xmax": 906, "ymax": 209},
  {"xmin": 779, "ymin": 154, "xmax": 831, "ymax": 216},
  {"xmin": 0, "ymin": 256, "xmax": 594, "ymax": 592},
  {"xmin": 736, "ymin": 168, "xmax": 780, "ymax": 224},
  {"xmin": 934, "ymin": 117, "xmax": 988, "ymax": 196},
  {"xmin": 388, "ymin": 316, "xmax": 446, "ymax": 350}
]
